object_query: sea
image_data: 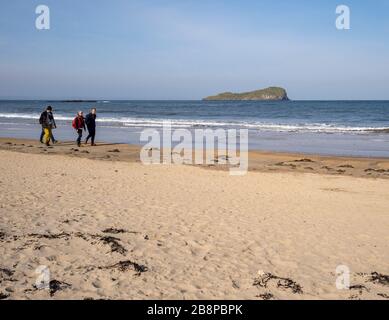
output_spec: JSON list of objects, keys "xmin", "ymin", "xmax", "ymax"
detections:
[{"xmin": 0, "ymin": 100, "xmax": 388, "ymax": 157}]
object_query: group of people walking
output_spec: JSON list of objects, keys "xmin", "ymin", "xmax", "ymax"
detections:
[{"xmin": 39, "ymin": 106, "xmax": 97, "ymax": 147}]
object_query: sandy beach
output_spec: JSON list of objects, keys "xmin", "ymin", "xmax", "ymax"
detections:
[{"xmin": 1, "ymin": 138, "xmax": 389, "ymax": 300}]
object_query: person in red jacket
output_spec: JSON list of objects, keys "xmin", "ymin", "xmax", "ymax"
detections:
[{"xmin": 72, "ymin": 111, "xmax": 86, "ymax": 147}]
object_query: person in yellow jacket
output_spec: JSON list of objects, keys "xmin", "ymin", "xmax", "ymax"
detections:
[{"xmin": 39, "ymin": 106, "xmax": 56, "ymax": 146}]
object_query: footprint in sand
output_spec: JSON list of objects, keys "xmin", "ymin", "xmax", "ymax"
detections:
[
  {"xmin": 365, "ymin": 168, "xmax": 388, "ymax": 174},
  {"xmin": 0, "ymin": 267, "xmax": 15, "ymax": 283},
  {"xmin": 294, "ymin": 158, "xmax": 314, "ymax": 163},
  {"xmin": 338, "ymin": 164, "xmax": 354, "ymax": 169},
  {"xmin": 256, "ymin": 292, "xmax": 274, "ymax": 300},
  {"xmin": 274, "ymin": 162, "xmax": 297, "ymax": 169}
]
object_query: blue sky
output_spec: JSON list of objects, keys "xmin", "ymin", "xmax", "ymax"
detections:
[{"xmin": 0, "ymin": 0, "xmax": 388, "ymax": 99}]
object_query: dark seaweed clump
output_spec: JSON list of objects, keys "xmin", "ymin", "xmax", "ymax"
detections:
[
  {"xmin": 369, "ymin": 272, "xmax": 389, "ymax": 286},
  {"xmin": 102, "ymin": 228, "xmax": 128, "ymax": 234},
  {"xmin": 0, "ymin": 292, "xmax": 10, "ymax": 300},
  {"xmin": 98, "ymin": 236, "xmax": 127, "ymax": 255},
  {"xmin": 100, "ymin": 260, "xmax": 148, "ymax": 275},
  {"xmin": 49, "ymin": 280, "xmax": 72, "ymax": 297},
  {"xmin": 253, "ymin": 272, "xmax": 303, "ymax": 294}
]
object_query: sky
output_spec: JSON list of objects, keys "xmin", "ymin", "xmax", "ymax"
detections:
[{"xmin": 0, "ymin": 0, "xmax": 388, "ymax": 100}]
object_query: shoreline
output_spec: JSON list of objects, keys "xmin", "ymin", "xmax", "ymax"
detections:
[
  {"xmin": 1, "ymin": 137, "xmax": 389, "ymax": 179},
  {"xmin": 2, "ymin": 100, "xmax": 389, "ymax": 159}
]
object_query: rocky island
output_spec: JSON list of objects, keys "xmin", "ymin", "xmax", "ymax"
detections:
[{"xmin": 203, "ymin": 86, "xmax": 289, "ymax": 101}]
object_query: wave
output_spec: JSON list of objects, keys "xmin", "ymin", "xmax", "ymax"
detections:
[
  {"xmin": 0, "ymin": 113, "xmax": 388, "ymax": 133},
  {"xmin": 0, "ymin": 113, "xmax": 73, "ymax": 121}
]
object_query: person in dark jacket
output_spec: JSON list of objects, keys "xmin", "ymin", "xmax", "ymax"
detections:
[
  {"xmin": 85, "ymin": 108, "xmax": 97, "ymax": 146},
  {"xmin": 39, "ymin": 106, "xmax": 57, "ymax": 146},
  {"xmin": 72, "ymin": 111, "xmax": 86, "ymax": 147}
]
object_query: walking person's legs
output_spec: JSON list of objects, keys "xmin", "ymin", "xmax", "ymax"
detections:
[
  {"xmin": 40, "ymin": 127, "xmax": 45, "ymax": 143},
  {"xmin": 43, "ymin": 128, "xmax": 51, "ymax": 146},
  {"xmin": 77, "ymin": 129, "xmax": 83, "ymax": 147},
  {"xmin": 50, "ymin": 130, "xmax": 57, "ymax": 143},
  {"xmin": 90, "ymin": 128, "xmax": 96, "ymax": 145},
  {"xmin": 91, "ymin": 130, "xmax": 96, "ymax": 145},
  {"xmin": 85, "ymin": 130, "xmax": 91, "ymax": 145},
  {"xmin": 86, "ymin": 127, "xmax": 96, "ymax": 145}
]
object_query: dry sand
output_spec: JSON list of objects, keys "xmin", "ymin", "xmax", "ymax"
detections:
[{"xmin": 0, "ymin": 138, "xmax": 389, "ymax": 300}]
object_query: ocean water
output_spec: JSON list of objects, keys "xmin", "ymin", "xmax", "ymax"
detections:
[{"xmin": 0, "ymin": 100, "xmax": 388, "ymax": 157}]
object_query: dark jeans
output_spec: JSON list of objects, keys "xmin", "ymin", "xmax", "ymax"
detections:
[
  {"xmin": 40, "ymin": 127, "xmax": 56, "ymax": 142},
  {"xmin": 76, "ymin": 129, "xmax": 83, "ymax": 145},
  {"xmin": 86, "ymin": 126, "xmax": 96, "ymax": 145}
]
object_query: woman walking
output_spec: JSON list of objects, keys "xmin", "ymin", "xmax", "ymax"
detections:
[{"xmin": 72, "ymin": 111, "xmax": 86, "ymax": 147}]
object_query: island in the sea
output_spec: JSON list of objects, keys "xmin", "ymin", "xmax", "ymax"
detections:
[{"xmin": 203, "ymin": 86, "xmax": 289, "ymax": 101}]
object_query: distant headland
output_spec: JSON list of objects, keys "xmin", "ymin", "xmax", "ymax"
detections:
[
  {"xmin": 203, "ymin": 86, "xmax": 289, "ymax": 101},
  {"xmin": 47, "ymin": 100, "xmax": 98, "ymax": 103}
]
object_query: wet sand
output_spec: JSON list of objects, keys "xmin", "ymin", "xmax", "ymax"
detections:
[
  {"xmin": 1, "ymin": 137, "xmax": 389, "ymax": 179},
  {"xmin": 0, "ymin": 138, "xmax": 389, "ymax": 300}
]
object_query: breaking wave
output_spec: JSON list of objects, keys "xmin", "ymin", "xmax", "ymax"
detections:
[{"xmin": 0, "ymin": 113, "xmax": 388, "ymax": 134}]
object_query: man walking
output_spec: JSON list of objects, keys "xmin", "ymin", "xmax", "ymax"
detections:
[
  {"xmin": 39, "ymin": 106, "xmax": 56, "ymax": 146},
  {"xmin": 85, "ymin": 108, "xmax": 97, "ymax": 146}
]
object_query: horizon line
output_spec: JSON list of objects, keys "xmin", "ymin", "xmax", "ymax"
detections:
[{"xmin": 1, "ymin": 99, "xmax": 389, "ymax": 102}]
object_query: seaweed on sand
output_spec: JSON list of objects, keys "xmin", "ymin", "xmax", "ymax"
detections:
[
  {"xmin": 97, "ymin": 236, "xmax": 127, "ymax": 255},
  {"xmin": 102, "ymin": 228, "xmax": 128, "ymax": 234},
  {"xmin": 28, "ymin": 232, "xmax": 72, "ymax": 240},
  {"xmin": 0, "ymin": 292, "xmax": 10, "ymax": 300},
  {"xmin": 253, "ymin": 272, "xmax": 303, "ymax": 294},
  {"xmin": 100, "ymin": 260, "xmax": 148, "ymax": 275},
  {"xmin": 368, "ymin": 272, "xmax": 389, "ymax": 286},
  {"xmin": 49, "ymin": 280, "xmax": 72, "ymax": 297}
]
